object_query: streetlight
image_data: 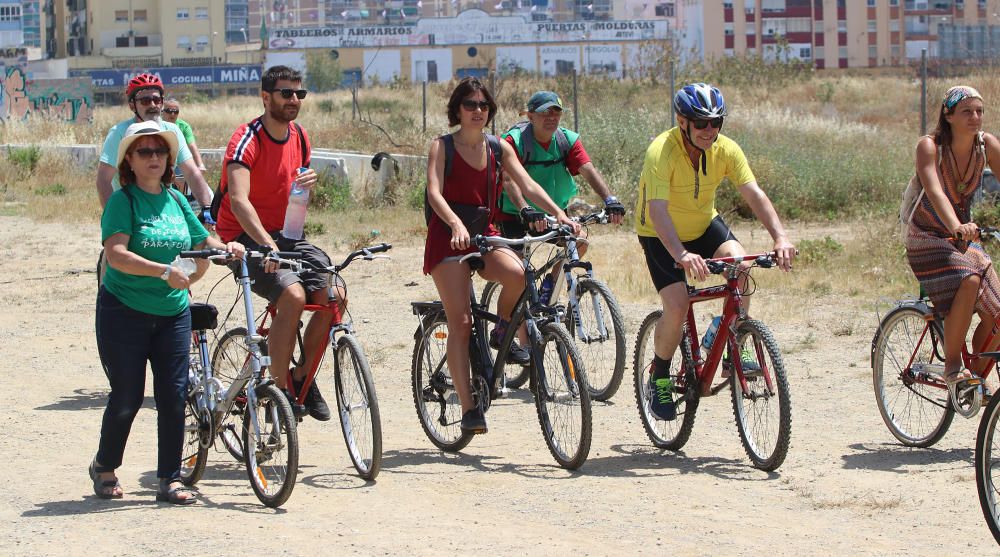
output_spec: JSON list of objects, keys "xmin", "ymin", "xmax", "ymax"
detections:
[
  {"xmin": 240, "ymin": 27, "xmax": 248, "ymax": 65},
  {"xmin": 210, "ymin": 30, "xmax": 217, "ymax": 97}
]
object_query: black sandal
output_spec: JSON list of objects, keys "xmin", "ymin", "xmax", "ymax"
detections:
[
  {"xmin": 156, "ymin": 480, "xmax": 197, "ymax": 505},
  {"xmin": 89, "ymin": 458, "xmax": 122, "ymax": 499}
]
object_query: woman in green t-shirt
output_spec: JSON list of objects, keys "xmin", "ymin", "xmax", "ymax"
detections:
[{"xmin": 91, "ymin": 122, "xmax": 243, "ymax": 505}]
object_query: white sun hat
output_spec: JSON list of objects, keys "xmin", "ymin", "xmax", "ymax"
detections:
[{"xmin": 115, "ymin": 121, "xmax": 179, "ymax": 168}]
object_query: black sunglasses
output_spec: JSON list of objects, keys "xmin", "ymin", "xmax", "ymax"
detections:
[
  {"xmin": 134, "ymin": 96, "xmax": 163, "ymax": 106},
  {"xmin": 133, "ymin": 147, "xmax": 170, "ymax": 158},
  {"xmin": 268, "ymin": 88, "xmax": 308, "ymax": 100},
  {"xmin": 461, "ymin": 99, "xmax": 490, "ymax": 111},
  {"xmin": 162, "ymin": 108, "xmax": 179, "ymax": 114},
  {"xmin": 691, "ymin": 116, "xmax": 724, "ymax": 130}
]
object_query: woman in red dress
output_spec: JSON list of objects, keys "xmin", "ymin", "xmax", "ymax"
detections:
[{"xmin": 424, "ymin": 77, "xmax": 578, "ymax": 434}]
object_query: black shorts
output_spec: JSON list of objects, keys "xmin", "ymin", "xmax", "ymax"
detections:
[
  {"xmin": 639, "ymin": 215, "xmax": 739, "ymax": 292},
  {"xmin": 232, "ymin": 232, "xmax": 332, "ymax": 304}
]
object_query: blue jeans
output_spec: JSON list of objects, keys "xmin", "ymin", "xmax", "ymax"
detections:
[{"xmin": 95, "ymin": 287, "xmax": 190, "ymax": 480}]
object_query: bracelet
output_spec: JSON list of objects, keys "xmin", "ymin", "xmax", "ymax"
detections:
[{"xmin": 677, "ymin": 250, "xmax": 689, "ymax": 260}]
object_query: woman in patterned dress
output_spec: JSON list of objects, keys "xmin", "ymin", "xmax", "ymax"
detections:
[{"xmin": 906, "ymin": 85, "xmax": 1000, "ymax": 398}]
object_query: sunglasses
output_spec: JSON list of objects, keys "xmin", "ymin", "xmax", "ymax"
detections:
[
  {"xmin": 133, "ymin": 147, "xmax": 170, "ymax": 158},
  {"xmin": 691, "ymin": 116, "xmax": 724, "ymax": 130},
  {"xmin": 461, "ymin": 99, "xmax": 491, "ymax": 111},
  {"xmin": 134, "ymin": 96, "xmax": 163, "ymax": 106},
  {"xmin": 268, "ymin": 88, "xmax": 308, "ymax": 100},
  {"xmin": 162, "ymin": 108, "xmax": 179, "ymax": 114}
]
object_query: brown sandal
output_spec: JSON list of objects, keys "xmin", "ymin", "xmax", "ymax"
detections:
[{"xmin": 156, "ymin": 480, "xmax": 197, "ymax": 505}]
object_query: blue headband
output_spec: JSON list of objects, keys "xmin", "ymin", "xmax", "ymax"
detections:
[{"xmin": 944, "ymin": 86, "xmax": 982, "ymax": 110}]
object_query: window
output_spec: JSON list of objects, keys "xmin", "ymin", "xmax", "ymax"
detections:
[
  {"xmin": 890, "ymin": 20, "xmax": 900, "ymax": 32},
  {"xmin": 890, "ymin": 0, "xmax": 898, "ymax": 5},
  {"xmin": 177, "ymin": 8, "xmax": 190, "ymax": 20},
  {"xmin": 177, "ymin": 35, "xmax": 191, "ymax": 49},
  {"xmin": 0, "ymin": 5, "xmax": 21, "ymax": 21},
  {"xmin": 815, "ymin": 46, "xmax": 824, "ymax": 59},
  {"xmin": 195, "ymin": 7, "xmax": 208, "ymax": 20},
  {"xmin": 891, "ymin": 44, "xmax": 900, "ymax": 57},
  {"xmin": 867, "ymin": 0, "xmax": 875, "ymax": 6},
  {"xmin": 134, "ymin": 9, "xmax": 147, "ymax": 22},
  {"xmin": 799, "ymin": 46, "xmax": 812, "ymax": 59},
  {"xmin": 868, "ymin": 20, "xmax": 877, "ymax": 32},
  {"xmin": 134, "ymin": 36, "xmax": 148, "ymax": 47},
  {"xmin": 869, "ymin": 45, "xmax": 877, "ymax": 58},
  {"xmin": 195, "ymin": 35, "xmax": 209, "ymax": 51},
  {"xmin": 838, "ymin": 20, "xmax": 847, "ymax": 33},
  {"xmin": 839, "ymin": 46, "xmax": 848, "ymax": 57},
  {"xmin": 115, "ymin": 36, "xmax": 129, "ymax": 47},
  {"xmin": 114, "ymin": 10, "xmax": 128, "ymax": 22},
  {"xmin": 724, "ymin": 22, "xmax": 734, "ymax": 35}
]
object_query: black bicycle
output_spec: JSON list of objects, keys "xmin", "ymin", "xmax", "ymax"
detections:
[{"xmin": 411, "ymin": 228, "xmax": 593, "ymax": 469}]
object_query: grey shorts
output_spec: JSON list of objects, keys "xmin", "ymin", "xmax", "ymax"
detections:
[{"xmin": 233, "ymin": 232, "xmax": 332, "ymax": 304}]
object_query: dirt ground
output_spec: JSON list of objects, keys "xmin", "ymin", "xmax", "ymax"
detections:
[{"xmin": 1, "ymin": 214, "xmax": 997, "ymax": 556}]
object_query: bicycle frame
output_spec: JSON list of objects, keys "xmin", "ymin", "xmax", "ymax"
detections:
[
  {"xmin": 896, "ymin": 300, "xmax": 998, "ymax": 390},
  {"xmin": 681, "ymin": 255, "xmax": 775, "ymax": 398}
]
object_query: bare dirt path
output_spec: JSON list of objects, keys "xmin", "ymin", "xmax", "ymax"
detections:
[{"xmin": 0, "ymin": 215, "xmax": 994, "ymax": 555}]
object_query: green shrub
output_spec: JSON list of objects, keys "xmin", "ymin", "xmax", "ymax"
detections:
[
  {"xmin": 311, "ymin": 169, "xmax": 352, "ymax": 211},
  {"xmin": 304, "ymin": 220, "xmax": 326, "ymax": 236},
  {"xmin": 798, "ymin": 236, "xmax": 845, "ymax": 264},
  {"xmin": 35, "ymin": 183, "xmax": 67, "ymax": 196},
  {"xmin": 8, "ymin": 145, "xmax": 42, "ymax": 174}
]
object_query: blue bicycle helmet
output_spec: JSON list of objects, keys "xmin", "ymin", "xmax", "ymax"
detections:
[{"xmin": 673, "ymin": 83, "xmax": 727, "ymax": 120}]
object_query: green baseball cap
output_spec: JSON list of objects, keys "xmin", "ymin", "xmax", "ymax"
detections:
[{"xmin": 527, "ymin": 91, "xmax": 563, "ymax": 113}]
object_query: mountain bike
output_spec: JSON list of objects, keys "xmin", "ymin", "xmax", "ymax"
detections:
[
  {"xmin": 871, "ymin": 228, "xmax": 1000, "ymax": 447},
  {"xmin": 480, "ymin": 210, "xmax": 626, "ymax": 401},
  {"xmin": 633, "ymin": 252, "xmax": 792, "ymax": 471},
  {"xmin": 411, "ymin": 229, "xmax": 592, "ymax": 469},
  {"xmin": 213, "ymin": 243, "xmax": 390, "ymax": 481},
  {"xmin": 177, "ymin": 248, "xmax": 300, "ymax": 508}
]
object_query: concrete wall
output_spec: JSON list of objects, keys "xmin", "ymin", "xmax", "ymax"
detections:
[{"xmin": 0, "ymin": 142, "xmax": 426, "ymax": 201}]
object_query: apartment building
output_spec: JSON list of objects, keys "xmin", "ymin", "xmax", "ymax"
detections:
[{"xmin": 689, "ymin": 0, "xmax": 1000, "ymax": 68}]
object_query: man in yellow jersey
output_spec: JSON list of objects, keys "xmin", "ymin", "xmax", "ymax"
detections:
[{"xmin": 635, "ymin": 83, "xmax": 796, "ymax": 420}]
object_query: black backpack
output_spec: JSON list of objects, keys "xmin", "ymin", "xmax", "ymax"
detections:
[
  {"xmin": 209, "ymin": 119, "xmax": 309, "ymax": 221},
  {"xmin": 423, "ymin": 133, "xmax": 503, "ymax": 226},
  {"xmin": 507, "ymin": 122, "xmax": 571, "ymax": 168}
]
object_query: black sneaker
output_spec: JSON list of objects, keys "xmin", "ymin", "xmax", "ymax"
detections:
[
  {"xmin": 282, "ymin": 388, "xmax": 307, "ymax": 419},
  {"xmin": 460, "ymin": 408, "xmax": 488, "ymax": 434},
  {"xmin": 300, "ymin": 378, "xmax": 332, "ymax": 422},
  {"xmin": 506, "ymin": 341, "xmax": 531, "ymax": 366}
]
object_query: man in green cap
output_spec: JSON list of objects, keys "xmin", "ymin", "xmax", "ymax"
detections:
[{"xmin": 498, "ymin": 90, "xmax": 626, "ymax": 305}]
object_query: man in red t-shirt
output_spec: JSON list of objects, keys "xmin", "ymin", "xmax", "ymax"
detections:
[{"xmin": 215, "ymin": 65, "xmax": 333, "ymax": 421}]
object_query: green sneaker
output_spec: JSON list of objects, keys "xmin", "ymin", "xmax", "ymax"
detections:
[
  {"xmin": 739, "ymin": 346, "xmax": 761, "ymax": 376},
  {"xmin": 649, "ymin": 377, "xmax": 677, "ymax": 421}
]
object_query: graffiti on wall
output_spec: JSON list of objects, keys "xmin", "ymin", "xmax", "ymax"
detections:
[{"xmin": 0, "ymin": 67, "xmax": 94, "ymax": 123}]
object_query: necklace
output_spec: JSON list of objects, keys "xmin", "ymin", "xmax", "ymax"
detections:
[{"xmin": 948, "ymin": 142, "xmax": 976, "ymax": 190}]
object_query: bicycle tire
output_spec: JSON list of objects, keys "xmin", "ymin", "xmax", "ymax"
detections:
[
  {"xmin": 567, "ymin": 278, "xmax": 626, "ymax": 402},
  {"xmin": 211, "ymin": 327, "xmax": 252, "ymax": 462},
  {"xmin": 332, "ymin": 334, "xmax": 383, "ymax": 481},
  {"xmin": 730, "ymin": 319, "xmax": 792, "ymax": 471},
  {"xmin": 411, "ymin": 313, "xmax": 473, "ymax": 452},
  {"xmin": 480, "ymin": 280, "xmax": 530, "ymax": 389},
  {"xmin": 632, "ymin": 310, "xmax": 700, "ymax": 450},
  {"xmin": 872, "ymin": 304, "xmax": 954, "ymax": 447},
  {"xmin": 178, "ymin": 392, "xmax": 210, "ymax": 486},
  {"xmin": 976, "ymin": 390, "xmax": 1000, "ymax": 545},
  {"xmin": 242, "ymin": 383, "xmax": 299, "ymax": 508},
  {"xmin": 532, "ymin": 322, "xmax": 592, "ymax": 469}
]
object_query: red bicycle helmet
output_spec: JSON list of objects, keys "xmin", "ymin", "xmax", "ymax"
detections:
[{"xmin": 125, "ymin": 73, "xmax": 164, "ymax": 99}]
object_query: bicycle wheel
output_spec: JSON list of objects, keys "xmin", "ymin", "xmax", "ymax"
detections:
[
  {"xmin": 976, "ymin": 392, "xmax": 1000, "ymax": 545},
  {"xmin": 330, "ymin": 334, "xmax": 383, "ymax": 481},
  {"xmin": 566, "ymin": 278, "xmax": 626, "ymax": 402},
  {"xmin": 872, "ymin": 305, "xmax": 954, "ymax": 447},
  {"xmin": 730, "ymin": 319, "xmax": 792, "ymax": 471},
  {"xmin": 480, "ymin": 280, "xmax": 531, "ymax": 389},
  {"xmin": 179, "ymin": 391, "xmax": 210, "ymax": 486},
  {"xmin": 632, "ymin": 310, "xmax": 700, "ymax": 450},
  {"xmin": 411, "ymin": 314, "xmax": 473, "ymax": 452},
  {"xmin": 242, "ymin": 383, "xmax": 299, "ymax": 508},
  {"xmin": 532, "ymin": 322, "xmax": 592, "ymax": 469},
  {"xmin": 212, "ymin": 327, "xmax": 251, "ymax": 461}
]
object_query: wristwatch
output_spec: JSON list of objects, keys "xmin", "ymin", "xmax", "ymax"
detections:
[
  {"xmin": 160, "ymin": 264, "xmax": 171, "ymax": 281},
  {"xmin": 604, "ymin": 195, "xmax": 619, "ymax": 205}
]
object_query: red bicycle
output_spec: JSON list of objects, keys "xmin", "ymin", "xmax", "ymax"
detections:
[
  {"xmin": 213, "ymin": 244, "xmax": 390, "ymax": 481},
  {"xmin": 633, "ymin": 252, "xmax": 792, "ymax": 471}
]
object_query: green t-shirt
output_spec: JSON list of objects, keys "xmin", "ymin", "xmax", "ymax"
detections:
[
  {"xmin": 101, "ymin": 184, "xmax": 209, "ymax": 316},
  {"xmin": 500, "ymin": 125, "xmax": 580, "ymax": 215},
  {"xmin": 176, "ymin": 119, "xmax": 196, "ymax": 146}
]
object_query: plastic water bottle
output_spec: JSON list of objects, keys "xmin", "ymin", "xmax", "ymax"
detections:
[
  {"xmin": 171, "ymin": 255, "xmax": 197, "ymax": 278},
  {"xmin": 281, "ymin": 167, "xmax": 310, "ymax": 240},
  {"xmin": 701, "ymin": 315, "xmax": 722, "ymax": 353}
]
